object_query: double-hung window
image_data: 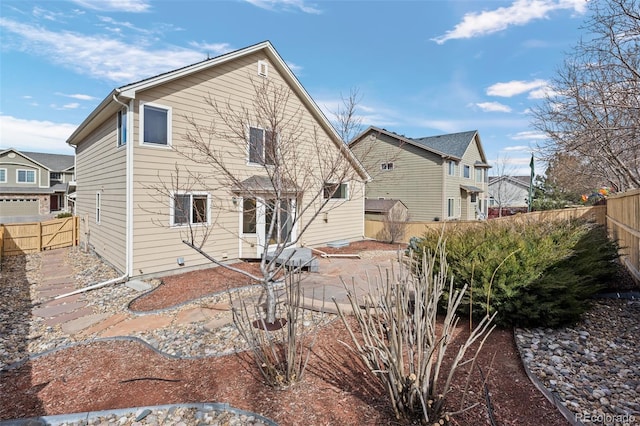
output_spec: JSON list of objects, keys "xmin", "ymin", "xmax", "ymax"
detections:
[
  {"xmin": 249, "ymin": 127, "xmax": 276, "ymax": 165},
  {"xmin": 448, "ymin": 161, "xmax": 456, "ymax": 176},
  {"xmin": 17, "ymin": 169, "xmax": 36, "ymax": 183},
  {"xmin": 172, "ymin": 193, "xmax": 209, "ymax": 226},
  {"xmin": 475, "ymin": 168, "xmax": 483, "ymax": 183},
  {"xmin": 323, "ymin": 182, "xmax": 348, "ymax": 200},
  {"xmin": 117, "ymin": 108, "xmax": 128, "ymax": 146},
  {"xmin": 0, "ymin": 169, "xmax": 6, "ymax": 183},
  {"xmin": 142, "ymin": 103, "xmax": 171, "ymax": 146},
  {"xmin": 463, "ymin": 165, "xmax": 470, "ymax": 179}
]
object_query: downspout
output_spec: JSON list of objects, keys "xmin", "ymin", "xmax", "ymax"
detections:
[
  {"xmin": 55, "ymin": 94, "xmax": 132, "ymax": 299},
  {"xmin": 112, "ymin": 92, "xmax": 134, "ymax": 278}
]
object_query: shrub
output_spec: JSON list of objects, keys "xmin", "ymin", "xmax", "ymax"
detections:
[
  {"xmin": 409, "ymin": 219, "xmax": 620, "ymax": 328},
  {"xmin": 335, "ymin": 245, "xmax": 496, "ymax": 424},
  {"xmin": 56, "ymin": 212, "xmax": 73, "ymax": 218}
]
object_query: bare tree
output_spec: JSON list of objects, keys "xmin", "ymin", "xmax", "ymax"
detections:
[
  {"xmin": 146, "ymin": 76, "xmax": 368, "ymax": 325},
  {"xmin": 488, "ymin": 155, "xmax": 527, "ymax": 217},
  {"xmin": 531, "ymin": 0, "xmax": 640, "ymax": 191}
]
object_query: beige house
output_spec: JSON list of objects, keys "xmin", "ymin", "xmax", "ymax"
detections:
[
  {"xmin": 349, "ymin": 126, "xmax": 490, "ymax": 222},
  {"xmin": 0, "ymin": 148, "xmax": 75, "ymax": 220},
  {"xmin": 67, "ymin": 41, "xmax": 368, "ymax": 278}
]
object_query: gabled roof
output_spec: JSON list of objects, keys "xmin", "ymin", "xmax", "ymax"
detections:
[
  {"xmin": 364, "ymin": 198, "xmax": 407, "ymax": 214},
  {"xmin": 488, "ymin": 175, "xmax": 530, "ymax": 188},
  {"xmin": 0, "ymin": 148, "xmax": 74, "ymax": 171},
  {"xmin": 66, "ymin": 41, "xmax": 369, "ymax": 181},
  {"xmin": 349, "ymin": 126, "xmax": 489, "ymax": 165}
]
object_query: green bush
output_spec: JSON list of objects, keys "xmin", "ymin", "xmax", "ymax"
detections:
[
  {"xmin": 55, "ymin": 212, "xmax": 73, "ymax": 218},
  {"xmin": 408, "ymin": 219, "xmax": 620, "ymax": 328}
]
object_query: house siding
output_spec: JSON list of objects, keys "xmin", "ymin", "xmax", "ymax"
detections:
[
  {"xmin": 0, "ymin": 153, "xmax": 48, "ymax": 188},
  {"xmin": 125, "ymin": 51, "xmax": 364, "ymax": 276},
  {"xmin": 75, "ymin": 118, "xmax": 127, "ymax": 273},
  {"xmin": 351, "ymin": 133, "xmax": 444, "ymax": 222}
]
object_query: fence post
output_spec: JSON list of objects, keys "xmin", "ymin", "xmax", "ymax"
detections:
[
  {"xmin": 38, "ymin": 222, "xmax": 42, "ymax": 252},
  {"xmin": 74, "ymin": 216, "xmax": 79, "ymax": 246}
]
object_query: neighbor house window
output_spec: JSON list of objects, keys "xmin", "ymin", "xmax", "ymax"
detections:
[
  {"xmin": 17, "ymin": 169, "xmax": 36, "ymax": 183},
  {"xmin": 117, "ymin": 108, "xmax": 128, "ymax": 146},
  {"xmin": 324, "ymin": 182, "xmax": 348, "ymax": 199},
  {"xmin": 242, "ymin": 198, "xmax": 257, "ymax": 234},
  {"xmin": 50, "ymin": 172, "xmax": 62, "ymax": 183},
  {"xmin": 0, "ymin": 169, "xmax": 6, "ymax": 183},
  {"xmin": 448, "ymin": 161, "xmax": 456, "ymax": 176},
  {"xmin": 471, "ymin": 193, "xmax": 477, "ymax": 203},
  {"xmin": 380, "ymin": 162, "xmax": 394, "ymax": 171},
  {"xmin": 475, "ymin": 168, "xmax": 483, "ymax": 182},
  {"xmin": 142, "ymin": 103, "xmax": 171, "ymax": 146},
  {"xmin": 249, "ymin": 127, "xmax": 276, "ymax": 165},
  {"xmin": 96, "ymin": 192, "xmax": 101, "ymax": 224},
  {"xmin": 172, "ymin": 193, "xmax": 209, "ymax": 226},
  {"xmin": 447, "ymin": 198, "xmax": 455, "ymax": 218},
  {"xmin": 463, "ymin": 165, "xmax": 470, "ymax": 179}
]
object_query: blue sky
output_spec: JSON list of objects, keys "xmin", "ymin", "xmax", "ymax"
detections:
[{"xmin": 0, "ymin": 0, "xmax": 589, "ymax": 175}]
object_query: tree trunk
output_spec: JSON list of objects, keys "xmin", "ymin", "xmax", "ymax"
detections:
[{"xmin": 265, "ymin": 280, "xmax": 277, "ymax": 324}]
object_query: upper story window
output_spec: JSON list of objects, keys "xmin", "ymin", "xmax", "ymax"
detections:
[
  {"xmin": 448, "ymin": 160, "xmax": 456, "ymax": 176},
  {"xmin": 249, "ymin": 127, "xmax": 276, "ymax": 165},
  {"xmin": 463, "ymin": 165, "xmax": 470, "ymax": 179},
  {"xmin": 0, "ymin": 169, "xmax": 6, "ymax": 183},
  {"xmin": 258, "ymin": 60, "xmax": 269, "ymax": 77},
  {"xmin": 172, "ymin": 192, "xmax": 209, "ymax": 226},
  {"xmin": 380, "ymin": 162, "xmax": 394, "ymax": 171},
  {"xmin": 475, "ymin": 168, "xmax": 483, "ymax": 183},
  {"xmin": 50, "ymin": 172, "xmax": 62, "ymax": 183},
  {"xmin": 117, "ymin": 108, "xmax": 128, "ymax": 146},
  {"xmin": 17, "ymin": 169, "xmax": 36, "ymax": 184},
  {"xmin": 141, "ymin": 103, "xmax": 171, "ymax": 146},
  {"xmin": 324, "ymin": 182, "xmax": 348, "ymax": 200}
]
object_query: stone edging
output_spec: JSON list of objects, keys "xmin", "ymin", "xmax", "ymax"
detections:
[
  {"xmin": 512, "ymin": 329, "xmax": 585, "ymax": 426},
  {"xmin": 0, "ymin": 402, "xmax": 278, "ymax": 426}
]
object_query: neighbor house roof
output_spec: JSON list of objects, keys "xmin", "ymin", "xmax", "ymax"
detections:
[
  {"xmin": 489, "ymin": 175, "xmax": 530, "ymax": 188},
  {"xmin": 1, "ymin": 148, "xmax": 74, "ymax": 171},
  {"xmin": 364, "ymin": 198, "xmax": 407, "ymax": 214},
  {"xmin": 66, "ymin": 41, "xmax": 370, "ymax": 181},
  {"xmin": 349, "ymin": 126, "xmax": 490, "ymax": 166}
]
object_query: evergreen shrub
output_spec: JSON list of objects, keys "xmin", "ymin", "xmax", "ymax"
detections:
[{"xmin": 408, "ymin": 219, "xmax": 620, "ymax": 327}]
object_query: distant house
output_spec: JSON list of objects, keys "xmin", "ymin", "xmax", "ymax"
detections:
[
  {"xmin": 66, "ymin": 41, "xmax": 368, "ymax": 278},
  {"xmin": 0, "ymin": 148, "xmax": 75, "ymax": 220},
  {"xmin": 488, "ymin": 175, "xmax": 530, "ymax": 210},
  {"xmin": 349, "ymin": 126, "xmax": 490, "ymax": 222}
]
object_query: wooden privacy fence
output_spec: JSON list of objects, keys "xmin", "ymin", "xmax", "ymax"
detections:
[
  {"xmin": 606, "ymin": 189, "xmax": 640, "ymax": 283},
  {"xmin": 0, "ymin": 216, "xmax": 79, "ymax": 256},
  {"xmin": 365, "ymin": 205, "xmax": 607, "ymax": 244}
]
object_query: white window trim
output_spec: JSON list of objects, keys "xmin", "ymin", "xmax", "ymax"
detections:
[
  {"xmin": 139, "ymin": 101, "xmax": 172, "ymax": 148},
  {"xmin": 247, "ymin": 126, "xmax": 277, "ymax": 166},
  {"xmin": 0, "ymin": 168, "xmax": 6, "ymax": 183},
  {"xmin": 117, "ymin": 108, "xmax": 128, "ymax": 147},
  {"xmin": 324, "ymin": 182, "xmax": 349, "ymax": 200},
  {"xmin": 96, "ymin": 192, "xmax": 101, "ymax": 224},
  {"xmin": 448, "ymin": 161, "xmax": 456, "ymax": 176},
  {"xmin": 170, "ymin": 191, "xmax": 211, "ymax": 227},
  {"xmin": 16, "ymin": 169, "xmax": 36, "ymax": 184},
  {"xmin": 447, "ymin": 197, "xmax": 455, "ymax": 218},
  {"xmin": 462, "ymin": 164, "xmax": 471, "ymax": 179},
  {"xmin": 241, "ymin": 196, "xmax": 258, "ymax": 236}
]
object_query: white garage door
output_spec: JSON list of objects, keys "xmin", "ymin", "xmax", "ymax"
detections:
[{"xmin": 0, "ymin": 198, "xmax": 40, "ymax": 216}]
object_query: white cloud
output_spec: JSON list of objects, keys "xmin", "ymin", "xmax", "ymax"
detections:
[
  {"xmin": 511, "ymin": 130, "xmax": 547, "ymax": 140},
  {"xmin": 432, "ymin": 0, "xmax": 588, "ymax": 44},
  {"xmin": 244, "ymin": 0, "xmax": 322, "ymax": 14},
  {"xmin": 70, "ymin": 0, "xmax": 151, "ymax": 13},
  {"xmin": 286, "ymin": 61, "xmax": 303, "ymax": 75},
  {"xmin": 0, "ymin": 18, "xmax": 222, "ymax": 83},
  {"xmin": 56, "ymin": 93, "xmax": 98, "ymax": 101},
  {"xmin": 487, "ymin": 79, "xmax": 548, "ymax": 97},
  {"xmin": 0, "ymin": 115, "xmax": 76, "ymax": 154},
  {"xmin": 62, "ymin": 103, "xmax": 80, "ymax": 109},
  {"xmin": 188, "ymin": 42, "xmax": 234, "ymax": 57},
  {"xmin": 503, "ymin": 145, "xmax": 530, "ymax": 151},
  {"xmin": 475, "ymin": 101, "xmax": 512, "ymax": 113}
]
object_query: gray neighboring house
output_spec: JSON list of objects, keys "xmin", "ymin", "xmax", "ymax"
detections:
[
  {"xmin": 0, "ymin": 148, "xmax": 75, "ymax": 221},
  {"xmin": 350, "ymin": 126, "xmax": 491, "ymax": 222},
  {"xmin": 488, "ymin": 175, "xmax": 530, "ymax": 209}
]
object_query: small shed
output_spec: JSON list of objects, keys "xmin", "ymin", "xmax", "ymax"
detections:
[{"xmin": 365, "ymin": 198, "xmax": 409, "ymax": 221}]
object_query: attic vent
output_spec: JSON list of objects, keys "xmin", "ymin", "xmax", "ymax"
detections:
[{"xmin": 258, "ymin": 60, "xmax": 268, "ymax": 77}]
